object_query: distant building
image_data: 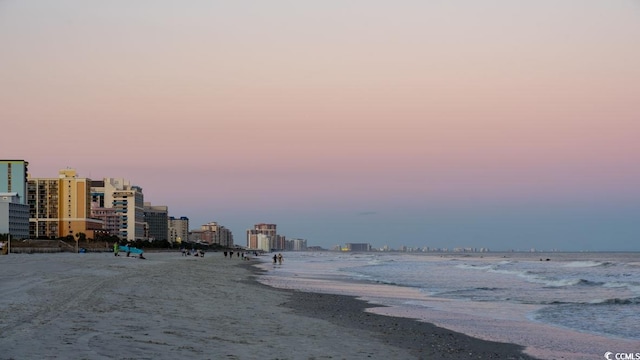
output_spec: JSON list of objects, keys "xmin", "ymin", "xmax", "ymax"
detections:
[
  {"xmin": 247, "ymin": 223, "xmax": 278, "ymax": 250},
  {"xmin": 0, "ymin": 193, "xmax": 29, "ymax": 239},
  {"xmin": 28, "ymin": 169, "xmax": 103, "ymax": 239},
  {"xmin": 91, "ymin": 178, "xmax": 145, "ymax": 241},
  {"xmin": 27, "ymin": 177, "xmax": 59, "ymax": 238},
  {"xmin": 90, "ymin": 204, "xmax": 120, "ymax": 237},
  {"xmin": 246, "ymin": 230, "xmax": 260, "ymax": 249},
  {"xmin": 143, "ymin": 202, "xmax": 168, "ymax": 242},
  {"xmin": 188, "ymin": 229, "xmax": 203, "ymax": 243},
  {"xmin": 192, "ymin": 221, "xmax": 233, "ymax": 247},
  {"xmin": 168, "ymin": 216, "xmax": 189, "ymax": 244},
  {"xmin": 275, "ymin": 234, "xmax": 286, "ymax": 251},
  {"xmin": 344, "ymin": 243, "xmax": 371, "ymax": 252},
  {"xmin": 0, "ymin": 160, "xmax": 29, "ymax": 205},
  {"xmin": 286, "ymin": 238, "xmax": 307, "ymax": 251},
  {"xmin": 256, "ymin": 233, "xmax": 270, "ymax": 252}
]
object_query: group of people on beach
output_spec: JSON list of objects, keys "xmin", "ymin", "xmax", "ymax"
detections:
[
  {"xmin": 273, "ymin": 253, "xmax": 283, "ymax": 265},
  {"xmin": 223, "ymin": 250, "xmax": 256, "ymax": 261},
  {"xmin": 113, "ymin": 242, "xmax": 145, "ymax": 259},
  {"xmin": 223, "ymin": 250, "xmax": 238, "ymax": 258},
  {"xmin": 182, "ymin": 248, "xmax": 204, "ymax": 257}
]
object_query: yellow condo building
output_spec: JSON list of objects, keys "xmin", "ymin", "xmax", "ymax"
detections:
[{"xmin": 28, "ymin": 169, "xmax": 103, "ymax": 239}]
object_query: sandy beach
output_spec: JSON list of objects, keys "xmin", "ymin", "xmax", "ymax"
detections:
[{"xmin": 0, "ymin": 252, "xmax": 534, "ymax": 359}]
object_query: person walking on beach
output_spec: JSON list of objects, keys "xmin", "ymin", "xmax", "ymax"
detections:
[
  {"xmin": 273, "ymin": 254, "xmax": 277, "ymax": 264},
  {"xmin": 277, "ymin": 253, "xmax": 283, "ymax": 265},
  {"xmin": 113, "ymin": 242, "xmax": 119, "ymax": 256}
]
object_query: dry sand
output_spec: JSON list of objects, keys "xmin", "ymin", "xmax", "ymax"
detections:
[{"xmin": 0, "ymin": 252, "xmax": 534, "ymax": 359}]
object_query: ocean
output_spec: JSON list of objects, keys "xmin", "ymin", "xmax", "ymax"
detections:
[{"xmin": 255, "ymin": 251, "xmax": 640, "ymax": 360}]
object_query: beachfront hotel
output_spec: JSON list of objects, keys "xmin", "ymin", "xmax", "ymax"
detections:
[
  {"xmin": 91, "ymin": 178, "xmax": 145, "ymax": 241},
  {"xmin": 27, "ymin": 169, "xmax": 103, "ymax": 239},
  {"xmin": 0, "ymin": 160, "xmax": 30, "ymax": 239},
  {"xmin": 143, "ymin": 202, "xmax": 168, "ymax": 242},
  {"xmin": 189, "ymin": 221, "xmax": 234, "ymax": 247},
  {"xmin": 90, "ymin": 205, "xmax": 120, "ymax": 237},
  {"xmin": 0, "ymin": 160, "xmax": 29, "ymax": 204},
  {"xmin": 344, "ymin": 243, "xmax": 371, "ymax": 252},
  {"xmin": 0, "ymin": 193, "xmax": 30, "ymax": 240},
  {"xmin": 2, "ymin": 160, "xmax": 186, "ymax": 244},
  {"xmin": 246, "ymin": 223, "xmax": 280, "ymax": 250},
  {"xmin": 287, "ymin": 238, "xmax": 307, "ymax": 251},
  {"xmin": 168, "ymin": 216, "xmax": 189, "ymax": 244}
]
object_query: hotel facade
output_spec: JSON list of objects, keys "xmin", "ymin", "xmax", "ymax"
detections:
[
  {"xmin": 91, "ymin": 178, "xmax": 145, "ymax": 241},
  {"xmin": 0, "ymin": 160, "xmax": 29, "ymax": 204},
  {"xmin": 0, "ymin": 193, "xmax": 30, "ymax": 239},
  {"xmin": 189, "ymin": 221, "xmax": 234, "ymax": 247},
  {"xmin": 168, "ymin": 216, "xmax": 189, "ymax": 244},
  {"xmin": 28, "ymin": 169, "xmax": 103, "ymax": 239},
  {"xmin": 0, "ymin": 160, "xmax": 30, "ymax": 239},
  {"xmin": 144, "ymin": 202, "xmax": 168, "ymax": 242},
  {"xmin": 246, "ymin": 223, "xmax": 285, "ymax": 250}
]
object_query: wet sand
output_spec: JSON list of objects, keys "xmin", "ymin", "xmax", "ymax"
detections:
[{"xmin": 0, "ymin": 252, "xmax": 534, "ymax": 359}]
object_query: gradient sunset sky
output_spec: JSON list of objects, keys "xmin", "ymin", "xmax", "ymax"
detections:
[{"xmin": 2, "ymin": 1, "xmax": 639, "ymax": 250}]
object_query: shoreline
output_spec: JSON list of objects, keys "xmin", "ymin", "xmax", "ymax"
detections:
[
  {"xmin": 0, "ymin": 252, "xmax": 537, "ymax": 359},
  {"xmin": 240, "ymin": 261, "xmax": 538, "ymax": 360},
  {"xmin": 0, "ymin": 252, "xmax": 417, "ymax": 359}
]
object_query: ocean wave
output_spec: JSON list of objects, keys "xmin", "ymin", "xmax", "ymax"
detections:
[
  {"xmin": 495, "ymin": 270, "xmax": 606, "ymax": 287},
  {"xmin": 563, "ymin": 261, "xmax": 613, "ymax": 268},
  {"xmin": 455, "ymin": 263, "xmax": 493, "ymax": 270},
  {"xmin": 497, "ymin": 260, "xmax": 514, "ymax": 266},
  {"xmin": 591, "ymin": 297, "xmax": 640, "ymax": 305},
  {"xmin": 602, "ymin": 281, "xmax": 636, "ymax": 289},
  {"xmin": 489, "ymin": 266, "xmax": 607, "ymax": 288},
  {"xmin": 488, "ymin": 268, "xmax": 524, "ymax": 276},
  {"xmin": 539, "ymin": 278, "xmax": 604, "ymax": 287},
  {"xmin": 441, "ymin": 286, "xmax": 502, "ymax": 294},
  {"xmin": 348, "ymin": 272, "xmax": 408, "ymax": 288},
  {"xmin": 372, "ymin": 279, "xmax": 401, "ymax": 286},
  {"xmin": 553, "ymin": 297, "xmax": 640, "ymax": 305},
  {"xmin": 543, "ymin": 297, "xmax": 640, "ymax": 305},
  {"xmin": 431, "ymin": 287, "xmax": 506, "ymax": 302}
]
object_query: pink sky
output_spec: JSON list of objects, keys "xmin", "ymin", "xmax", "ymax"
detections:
[{"xmin": 2, "ymin": 1, "xmax": 639, "ymax": 250}]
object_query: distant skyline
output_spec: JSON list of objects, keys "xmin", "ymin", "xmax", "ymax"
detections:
[{"xmin": 2, "ymin": 1, "xmax": 639, "ymax": 250}]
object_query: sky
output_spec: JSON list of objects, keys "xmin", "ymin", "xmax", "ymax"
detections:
[{"xmin": 2, "ymin": 1, "xmax": 640, "ymax": 251}]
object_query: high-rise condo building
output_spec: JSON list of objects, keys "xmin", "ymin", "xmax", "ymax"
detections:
[
  {"xmin": 0, "ymin": 160, "xmax": 29, "ymax": 204},
  {"xmin": 247, "ymin": 223, "xmax": 277, "ymax": 250},
  {"xmin": 256, "ymin": 233, "xmax": 270, "ymax": 252},
  {"xmin": 345, "ymin": 243, "xmax": 371, "ymax": 252},
  {"xmin": 144, "ymin": 202, "xmax": 168, "ymax": 242},
  {"xmin": 275, "ymin": 234, "xmax": 286, "ymax": 251},
  {"xmin": 28, "ymin": 169, "xmax": 103, "ymax": 239},
  {"xmin": 287, "ymin": 238, "xmax": 307, "ymax": 251},
  {"xmin": 0, "ymin": 192, "xmax": 30, "ymax": 239},
  {"xmin": 192, "ymin": 221, "xmax": 234, "ymax": 247},
  {"xmin": 91, "ymin": 178, "xmax": 145, "ymax": 241},
  {"xmin": 90, "ymin": 204, "xmax": 120, "ymax": 237},
  {"xmin": 168, "ymin": 216, "xmax": 189, "ymax": 244}
]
